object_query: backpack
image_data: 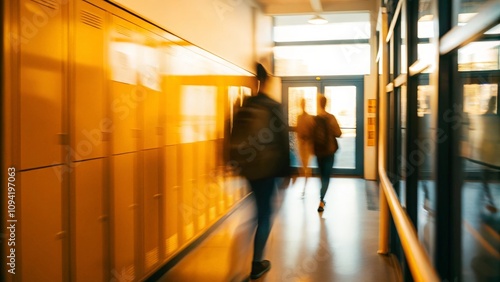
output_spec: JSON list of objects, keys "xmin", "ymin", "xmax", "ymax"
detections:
[
  {"xmin": 313, "ymin": 115, "xmax": 338, "ymax": 157},
  {"xmin": 229, "ymin": 96, "xmax": 283, "ymax": 180}
]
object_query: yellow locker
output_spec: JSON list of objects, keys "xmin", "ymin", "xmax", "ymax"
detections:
[
  {"xmin": 137, "ymin": 27, "xmax": 162, "ymax": 150},
  {"xmin": 206, "ymin": 140, "xmax": 218, "ymax": 223},
  {"xmin": 143, "ymin": 149, "xmax": 160, "ymax": 271},
  {"xmin": 141, "ymin": 85, "xmax": 161, "ymax": 150},
  {"xmin": 112, "ymin": 153, "xmax": 136, "ymax": 279},
  {"xmin": 74, "ymin": 159, "xmax": 105, "ymax": 282},
  {"xmin": 164, "ymin": 145, "xmax": 179, "ymax": 257},
  {"xmin": 180, "ymin": 143, "xmax": 194, "ymax": 242},
  {"xmin": 163, "ymin": 76, "xmax": 181, "ymax": 146},
  {"xmin": 195, "ymin": 141, "xmax": 208, "ymax": 232},
  {"xmin": 20, "ymin": 167, "xmax": 63, "ymax": 281},
  {"xmin": 110, "ymin": 16, "xmax": 139, "ymax": 154},
  {"xmin": 73, "ymin": 1, "xmax": 106, "ymax": 161},
  {"xmin": 216, "ymin": 139, "xmax": 226, "ymax": 215},
  {"xmin": 19, "ymin": 0, "xmax": 64, "ymax": 169}
]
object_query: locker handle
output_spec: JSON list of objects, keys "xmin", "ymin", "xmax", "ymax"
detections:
[
  {"xmin": 154, "ymin": 194, "xmax": 162, "ymax": 199},
  {"xmin": 58, "ymin": 133, "xmax": 69, "ymax": 145},
  {"xmin": 173, "ymin": 186, "xmax": 180, "ymax": 190},
  {"xmin": 98, "ymin": 215, "xmax": 108, "ymax": 222},
  {"xmin": 132, "ymin": 129, "xmax": 141, "ymax": 138},
  {"xmin": 128, "ymin": 204, "xmax": 138, "ymax": 209},
  {"xmin": 101, "ymin": 132, "xmax": 111, "ymax": 142},
  {"xmin": 55, "ymin": 231, "xmax": 66, "ymax": 239}
]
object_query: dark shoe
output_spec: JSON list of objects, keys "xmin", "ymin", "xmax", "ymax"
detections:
[
  {"xmin": 317, "ymin": 200, "xmax": 325, "ymax": 212},
  {"xmin": 250, "ymin": 260, "xmax": 271, "ymax": 279}
]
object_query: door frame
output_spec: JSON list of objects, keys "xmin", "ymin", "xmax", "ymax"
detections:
[{"xmin": 282, "ymin": 75, "xmax": 364, "ymax": 176}]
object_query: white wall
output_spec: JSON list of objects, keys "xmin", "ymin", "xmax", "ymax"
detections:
[
  {"xmin": 363, "ymin": 9, "xmax": 381, "ymax": 180},
  {"xmin": 254, "ymin": 10, "xmax": 274, "ymax": 73},
  {"xmin": 109, "ymin": 0, "xmax": 273, "ymax": 73}
]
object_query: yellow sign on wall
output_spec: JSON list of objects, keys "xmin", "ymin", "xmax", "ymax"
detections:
[{"xmin": 367, "ymin": 99, "xmax": 376, "ymax": 146}]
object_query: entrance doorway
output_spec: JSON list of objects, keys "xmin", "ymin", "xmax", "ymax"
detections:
[{"xmin": 283, "ymin": 76, "xmax": 364, "ymax": 176}]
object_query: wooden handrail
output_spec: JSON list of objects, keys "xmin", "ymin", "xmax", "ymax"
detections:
[{"xmin": 378, "ymin": 159, "xmax": 440, "ymax": 282}]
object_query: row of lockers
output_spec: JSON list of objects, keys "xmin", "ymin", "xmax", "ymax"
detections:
[
  {"xmin": 18, "ymin": 143, "xmax": 248, "ymax": 281},
  {"xmin": 16, "ymin": 0, "xmax": 253, "ymax": 171},
  {"xmin": 4, "ymin": 0, "xmax": 255, "ymax": 281}
]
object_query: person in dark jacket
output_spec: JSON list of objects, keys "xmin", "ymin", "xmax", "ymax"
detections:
[{"xmin": 229, "ymin": 63, "xmax": 290, "ymax": 279}]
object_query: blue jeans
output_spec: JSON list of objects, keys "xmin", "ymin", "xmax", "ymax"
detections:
[
  {"xmin": 317, "ymin": 154, "xmax": 334, "ymax": 202},
  {"xmin": 248, "ymin": 177, "xmax": 276, "ymax": 261}
]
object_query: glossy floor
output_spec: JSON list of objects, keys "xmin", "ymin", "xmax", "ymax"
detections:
[{"xmin": 158, "ymin": 177, "xmax": 400, "ymax": 282}]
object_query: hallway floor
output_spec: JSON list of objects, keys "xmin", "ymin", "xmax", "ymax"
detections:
[{"xmin": 158, "ymin": 177, "xmax": 400, "ymax": 282}]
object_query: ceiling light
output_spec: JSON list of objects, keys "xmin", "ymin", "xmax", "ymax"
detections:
[{"xmin": 308, "ymin": 15, "xmax": 328, "ymax": 25}]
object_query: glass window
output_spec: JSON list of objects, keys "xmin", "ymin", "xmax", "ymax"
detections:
[
  {"xmin": 458, "ymin": 29, "xmax": 500, "ymax": 280},
  {"xmin": 416, "ymin": 76, "xmax": 437, "ymax": 265},
  {"xmin": 325, "ymin": 86, "xmax": 357, "ymax": 169},
  {"xmin": 288, "ymin": 86, "xmax": 318, "ymax": 127},
  {"xmin": 458, "ymin": 41, "xmax": 500, "ymax": 71},
  {"xmin": 463, "ymin": 84, "xmax": 498, "ymax": 114},
  {"xmin": 274, "ymin": 13, "xmax": 370, "ymax": 42},
  {"xmin": 273, "ymin": 12, "xmax": 371, "ymax": 76},
  {"xmin": 274, "ymin": 44, "xmax": 371, "ymax": 76},
  {"xmin": 460, "ymin": 79, "xmax": 500, "ymax": 282},
  {"xmin": 456, "ymin": 0, "xmax": 499, "ymax": 26},
  {"xmin": 417, "ymin": 43, "xmax": 435, "ymax": 68}
]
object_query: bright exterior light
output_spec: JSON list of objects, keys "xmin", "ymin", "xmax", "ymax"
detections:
[{"xmin": 308, "ymin": 15, "xmax": 328, "ymax": 25}]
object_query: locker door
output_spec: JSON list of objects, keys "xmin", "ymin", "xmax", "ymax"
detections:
[
  {"xmin": 74, "ymin": 159, "xmax": 105, "ymax": 282},
  {"xmin": 110, "ymin": 16, "xmax": 139, "ymax": 154},
  {"xmin": 74, "ymin": 1, "xmax": 106, "ymax": 161},
  {"xmin": 141, "ymin": 84, "xmax": 161, "ymax": 150},
  {"xmin": 216, "ymin": 139, "xmax": 226, "ymax": 215},
  {"xmin": 20, "ymin": 167, "xmax": 63, "ymax": 281},
  {"xmin": 137, "ymin": 28, "xmax": 162, "ymax": 150},
  {"xmin": 206, "ymin": 140, "xmax": 218, "ymax": 223},
  {"xmin": 19, "ymin": 0, "xmax": 64, "ymax": 169},
  {"xmin": 195, "ymin": 141, "xmax": 208, "ymax": 231},
  {"xmin": 164, "ymin": 145, "xmax": 179, "ymax": 257},
  {"xmin": 163, "ymin": 76, "xmax": 181, "ymax": 146},
  {"xmin": 143, "ymin": 149, "xmax": 160, "ymax": 271},
  {"xmin": 113, "ymin": 153, "xmax": 136, "ymax": 279},
  {"xmin": 181, "ymin": 143, "xmax": 195, "ymax": 242}
]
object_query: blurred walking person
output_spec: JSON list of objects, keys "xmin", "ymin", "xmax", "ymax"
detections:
[
  {"xmin": 296, "ymin": 98, "xmax": 315, "ymax": 196},
  {"xmin": 312, "ymin": 95, "xmax": 342, "ymax": 212},
  {"xmin": 229, "ymin": 63, "xmax": 290, "ymax": 279}
]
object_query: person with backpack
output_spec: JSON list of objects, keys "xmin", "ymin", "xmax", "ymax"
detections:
[
  {"xmin": 229, "ymin": 63, "xmax": 290, "ymax": 279},
  {"xmin": 296, "ymin": 98, "xmax": 315, "ymax": 196},
  {"xmin": 313, "ymin": 95, "xmax": 342, "ymax": 212}
]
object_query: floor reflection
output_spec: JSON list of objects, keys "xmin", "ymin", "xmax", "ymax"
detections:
[{"xmin": 159, "ymin": 177, "xmax": 398, "ymax": 281}]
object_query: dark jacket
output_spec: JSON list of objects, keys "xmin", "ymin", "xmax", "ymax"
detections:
[{"xmin": 229, "ymin": 92, "xmax": 290, "ymax": 180}]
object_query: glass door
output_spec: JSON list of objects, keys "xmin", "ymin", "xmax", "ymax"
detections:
[{"xmin": 283, "ymin": 77, "xmax": 364, "ymax": 176}]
